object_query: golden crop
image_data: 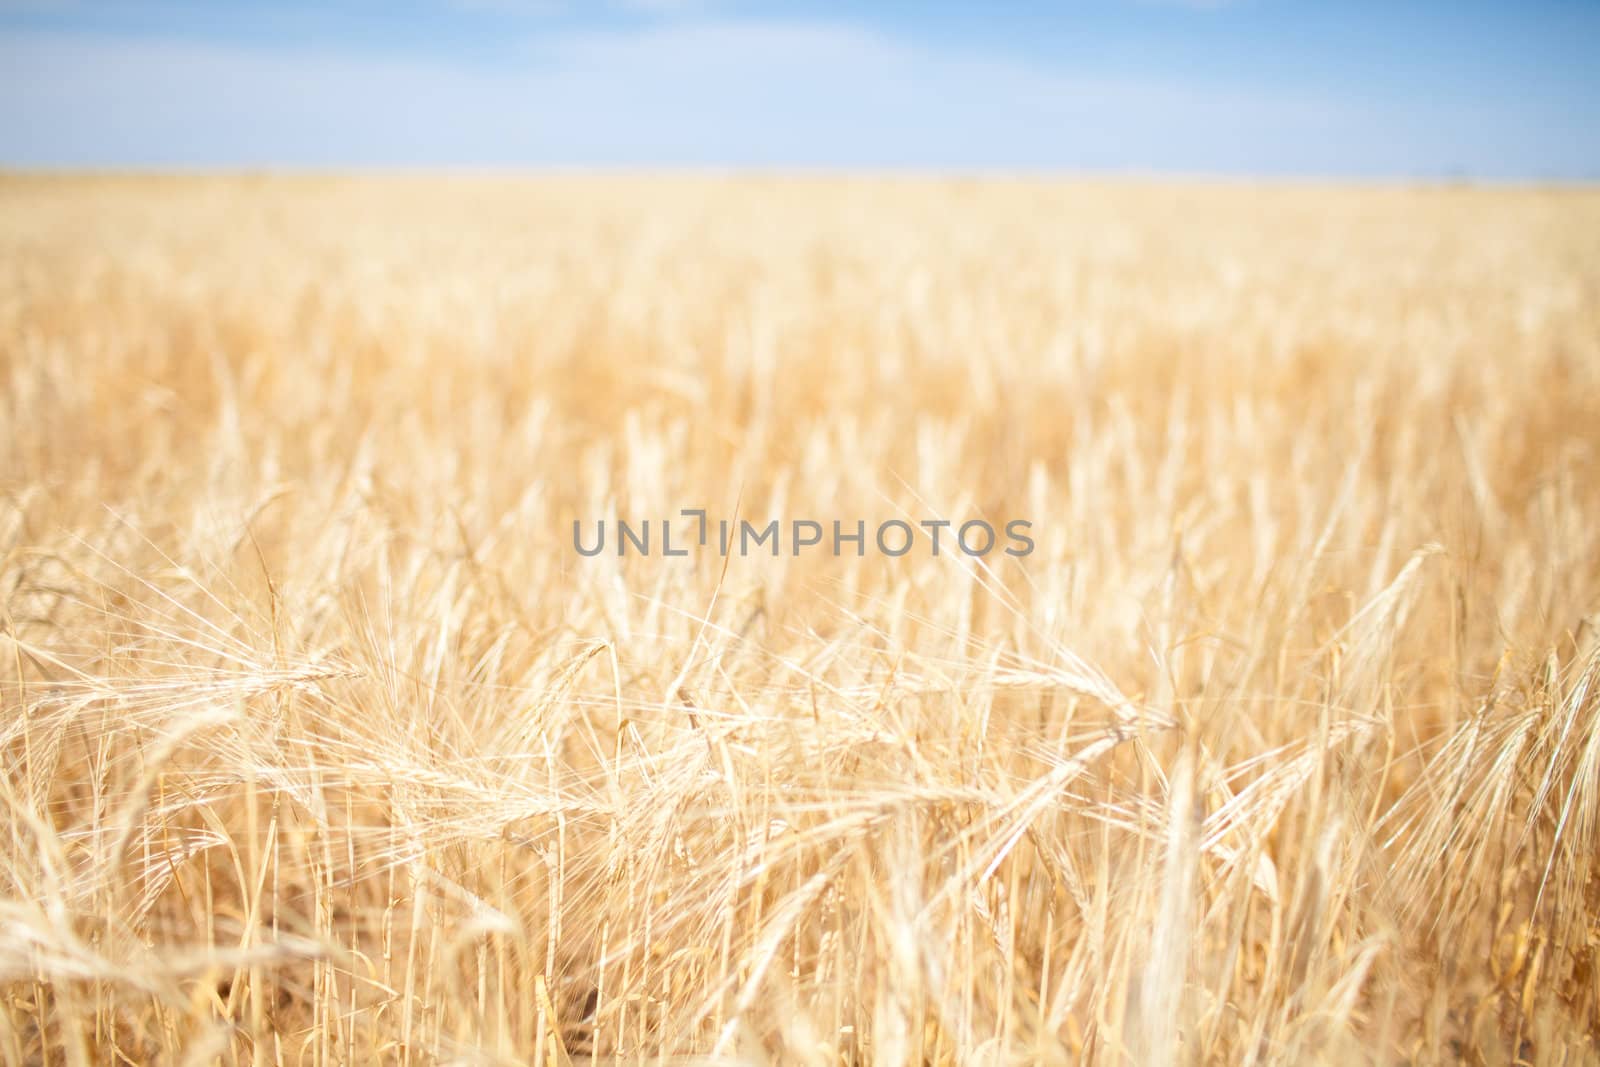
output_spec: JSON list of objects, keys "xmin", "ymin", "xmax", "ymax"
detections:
[{"xmin": 2, "ymin": 175, "xmax": 1598, "ymax": 1063}]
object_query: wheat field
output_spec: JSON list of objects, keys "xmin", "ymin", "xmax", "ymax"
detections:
[{"xmin": 2, "ymin": 175, "xmax": 1599, "ymax": 1064}]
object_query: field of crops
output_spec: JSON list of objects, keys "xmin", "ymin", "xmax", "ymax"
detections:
[{"xmin": 3, "ymin": 175, "xmax": 1598, "ymax": 1063}]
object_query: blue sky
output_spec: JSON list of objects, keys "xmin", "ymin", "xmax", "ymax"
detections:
[{"xmin": 1, "ymin": 1, "xmax": 1596, "ymax": 177}]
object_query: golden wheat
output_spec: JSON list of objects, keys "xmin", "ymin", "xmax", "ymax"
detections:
[{"xmin": 2, "ymin": 174, "xmax": 1598, "ymax": 1064}]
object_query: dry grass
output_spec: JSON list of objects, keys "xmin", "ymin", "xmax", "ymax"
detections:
[{"xmin": 2, "ymin": 174, "xmax": 1599, "ymax": 1064}]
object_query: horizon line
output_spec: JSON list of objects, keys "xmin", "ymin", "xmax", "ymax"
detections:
[{"xmin": 5, "ymin": 165, "xmax": 1598, "ymax": 189}]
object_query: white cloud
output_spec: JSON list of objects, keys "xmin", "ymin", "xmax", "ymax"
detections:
[
  {"xmin": 444, "ymin": 0, "xmax": 720, "ymax": 14},
  {"xmin": 1132, "ymin": 0, "xmax": 1247, "ymax": 8},
  {"xmin": 448, "ymin": 0, "xmax": 567, "ymax": 12},
  {"xmin": 612, "ymin": 0, "xmax": 720, "ymax": 12}
]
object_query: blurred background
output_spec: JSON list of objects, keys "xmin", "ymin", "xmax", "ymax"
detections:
[{"xmin": 2, "ymin": 0, "xmax": 1597, "ymax": 178}]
